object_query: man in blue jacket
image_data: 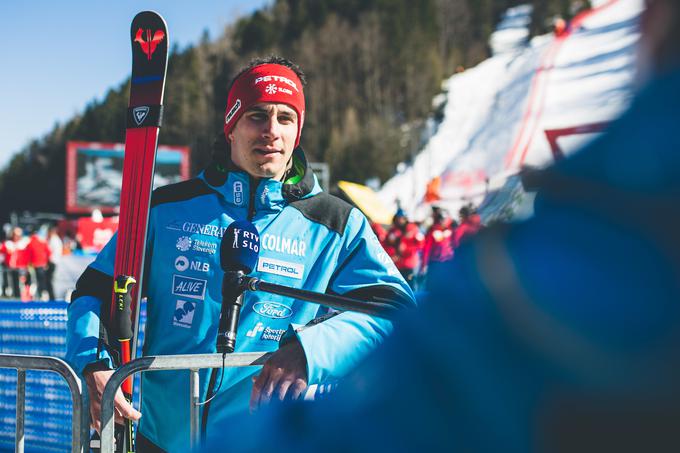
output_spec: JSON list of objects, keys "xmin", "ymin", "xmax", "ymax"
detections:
[
  {"xmin": 66, "ymin": 56, "xmax": 415, "ymax": 452},
  {"xmin": 205, "ymin": 1, "xmax": 680, "ymax": 451}
]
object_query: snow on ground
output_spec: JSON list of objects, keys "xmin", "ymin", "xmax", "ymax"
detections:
[{"xmin": 379, "ymin": 0, "xmax": 644, "ymax": 221}]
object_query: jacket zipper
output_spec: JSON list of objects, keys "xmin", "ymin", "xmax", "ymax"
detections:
[{"xmin": 247, "ymin": 176, "xmax": 257, "ymax": 221}]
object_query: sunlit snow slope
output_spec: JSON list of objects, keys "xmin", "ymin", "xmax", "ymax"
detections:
[{"xmin": 379, "ymin": 0, "xmax": 644, "ymax": 221}]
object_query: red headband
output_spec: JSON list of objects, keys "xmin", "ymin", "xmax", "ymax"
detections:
[{"xmin": 224, "ymin": 63, "xmax": 306, "ymax": 148}]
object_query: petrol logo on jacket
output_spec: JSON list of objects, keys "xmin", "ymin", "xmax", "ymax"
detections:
[{"xmin": 257, "ymin": 257, "xmax": 303, "ymax": 280}]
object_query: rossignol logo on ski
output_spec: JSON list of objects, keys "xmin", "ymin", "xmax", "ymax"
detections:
[
  {"xmin": 134, "ymin": 28, "xmax": 166, "ymax": 60},
  {"xmin": 133, "ymin": 106, "xmax": 150, "ymax": 126}
]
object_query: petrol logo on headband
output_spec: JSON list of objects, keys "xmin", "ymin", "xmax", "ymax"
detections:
[
  {"xmin": 253, "ymin": 75, "xmax": 300, "ymax": 93},
  {"xmin": 225, "ymin": 99, "xmax": 242, "ymax": 124}
]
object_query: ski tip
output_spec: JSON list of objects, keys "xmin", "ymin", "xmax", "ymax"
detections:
[{"xmin": 131, "ymin": 10, "xmax": 168, "ymax": 28}]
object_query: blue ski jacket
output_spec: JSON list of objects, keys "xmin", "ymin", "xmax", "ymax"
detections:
[{"xmin": 65, "ymin": 148, "xmax": 415, "ymax": 451}]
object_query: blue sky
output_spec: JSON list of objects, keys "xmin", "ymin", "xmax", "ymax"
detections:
[{"xmin": 0, "ymin": 0, "xmax": 270, "ymax": 170}]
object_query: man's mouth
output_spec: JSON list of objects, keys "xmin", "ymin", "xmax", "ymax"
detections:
[{"xmin": 254, "ymin": 146, "xmax": 282, "ymax": 155}]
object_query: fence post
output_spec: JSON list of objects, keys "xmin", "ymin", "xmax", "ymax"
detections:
[
  {"xmin": 100, "ymin": 352, "xmax": 270, "ymax": 453},
  {"xmin": 0, "ymin": 354, "xmax": 87, "ymax": 453},
  {"xmin": 190, "ymin": 369, "xmax": 200, "ymax": 450},
  {"xmin": 16, "ymin": 369, "xmax": 25, "ymax": 453}
]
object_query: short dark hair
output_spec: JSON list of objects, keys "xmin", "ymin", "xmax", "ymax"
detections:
[{"xmin": 459, "ymin": 203, "xmax": 476, "ymax": 219}]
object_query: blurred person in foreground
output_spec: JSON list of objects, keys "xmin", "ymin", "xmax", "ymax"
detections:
[
  {"xmin": 204, "ymin": 0, "xmax": 680, "ymax": 451},
  {"xmin": 66, "ymin": 56, "xmax": 414, "ymax": 451}
]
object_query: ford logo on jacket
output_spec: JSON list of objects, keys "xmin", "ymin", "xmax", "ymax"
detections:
[{"xmin": 253, "ymin": 301, "xmax": 293, "ymax": 319}]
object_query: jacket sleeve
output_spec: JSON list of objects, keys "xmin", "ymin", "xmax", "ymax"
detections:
[
  {"xmin": 65, "ymin": 234, "xmax": 118, "ymax": 376},
  {"xmin": 294, "ymin": 208, "xmax": 416, "ymax": 384}
]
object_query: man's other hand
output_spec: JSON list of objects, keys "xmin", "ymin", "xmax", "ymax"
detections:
[
  {"xmin": 84, "ymin": 369, "xmax": 142, "ymax": 433},
  {"xmin": 250, "ymin": 338, "xmax": 308, "ymax": 413}
]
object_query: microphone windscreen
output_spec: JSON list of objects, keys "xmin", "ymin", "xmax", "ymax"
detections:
[{"xmin": 220, "ymin": 220, "xmax": 260, "ymax": 273}]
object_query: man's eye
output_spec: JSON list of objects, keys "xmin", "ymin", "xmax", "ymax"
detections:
[{"xmin": 278, "ymin": 116, "xmax": 294, "ymax": 124}]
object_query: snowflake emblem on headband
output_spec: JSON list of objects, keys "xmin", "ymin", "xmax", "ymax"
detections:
[{"xmin": 265, "ymin": 84, "xmax": 278, "ymax": 95}]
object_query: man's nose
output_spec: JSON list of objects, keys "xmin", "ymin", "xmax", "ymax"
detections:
[{"xmin": 262, "ymin": 116, "xmax": 281, "ymax": 138}]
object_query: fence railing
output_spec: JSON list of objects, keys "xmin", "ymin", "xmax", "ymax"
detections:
[
  {"xmin": 99, "ymin": 352, "xmax": 271, "ymax": 453},
  {"xmin": 0, "ymin": 354, "xmax": 88, "ymax": 453}
]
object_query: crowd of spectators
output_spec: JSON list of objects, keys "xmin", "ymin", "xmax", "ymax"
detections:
[
  {"xmin": 372, "ymin": 203, "xmax": 483, "ymax": 289},
  {"xmin": 0, "ymin": 225, "xmax": 69, "ymax": 301}
]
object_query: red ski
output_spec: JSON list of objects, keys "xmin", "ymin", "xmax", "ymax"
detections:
[{"xmin": 109, "ymin": 10, "xmax": 168, "ymax": 452}]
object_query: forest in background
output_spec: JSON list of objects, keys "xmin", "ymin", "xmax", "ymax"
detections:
[{"xmin": 0, "ymin": 0, "xmax": 588, "ymax": 221}]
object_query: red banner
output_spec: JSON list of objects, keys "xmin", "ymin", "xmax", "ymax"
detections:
[{"xmin": 77, "ymin": 216, "xmax": 119, "ymax": 253}]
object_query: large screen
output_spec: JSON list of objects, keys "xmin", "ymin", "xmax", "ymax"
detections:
[{"xmin": 66, "ymin": 141, "xmax": 190, "ymax": 214}]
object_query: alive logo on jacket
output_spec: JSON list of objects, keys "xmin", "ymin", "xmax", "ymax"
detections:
[{"xmin": 172, "ymin": 275, "xmax": 207, "ymax": 300}]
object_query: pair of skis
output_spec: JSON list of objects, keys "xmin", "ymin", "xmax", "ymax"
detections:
[{"xmin": 101, "ymin": 11, "xmax": 168, "ymax": 453}]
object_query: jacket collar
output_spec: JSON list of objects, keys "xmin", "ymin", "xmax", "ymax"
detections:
[{"xmin": 200, "ymin": 146, "xmax": 320, "ymax": 213}]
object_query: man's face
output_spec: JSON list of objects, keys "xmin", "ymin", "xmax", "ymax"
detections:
[{"xmin": 228, "ymin": 102, "xmax": 299, "ymax": 180}]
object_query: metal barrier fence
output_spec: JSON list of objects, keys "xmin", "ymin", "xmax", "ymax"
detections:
[
  {"xmin": 99, "ymin": 352, "xmax": 271, "ymax": 453},
  {"xmin": 0, "ymin": 354, "xmax": 88, "ymax": 453}
]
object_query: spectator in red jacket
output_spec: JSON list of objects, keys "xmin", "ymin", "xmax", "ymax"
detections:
[
  {"xmin": 384, "ymin": 209, "xmax": 424, "ymax": 288},
  {"xmin": 4, "ymin": 227, "xmax": 29, "ymax": 299},
  {"xmin": 27, "ymin": 230, "xmax": 52, "ymax": 300},
  {"xmin": 452, "ymin": 204, "xmax": 482, "ymax": 249},
  {"xmin": 422, "ymin": 206, "xmax": 456, "ymax": 279}
]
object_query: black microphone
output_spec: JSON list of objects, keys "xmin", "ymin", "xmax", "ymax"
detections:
[{"xmin": 216, "ymin": 220, "xmax": 260, "ymax": 353}]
